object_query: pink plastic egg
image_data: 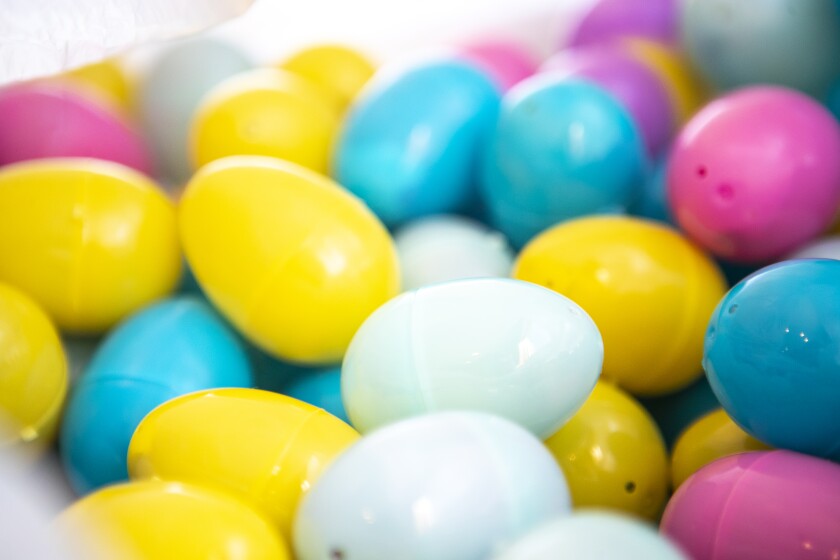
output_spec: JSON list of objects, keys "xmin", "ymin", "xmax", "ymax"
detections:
[{"xmin": 458, "ymin": 40, "xmax": 539, "ymax": 92}]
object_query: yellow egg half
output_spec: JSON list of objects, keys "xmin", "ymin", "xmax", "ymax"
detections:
[{"xmin": 278, "ymin": 44, "xmax": 376, "ymax": 110}]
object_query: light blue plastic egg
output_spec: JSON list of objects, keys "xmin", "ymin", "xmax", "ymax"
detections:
[
  {"xmin": 342, "ymin": 278, "xmax": 603, "ymax": 437},
  {"xmin": 293, "ymin": 411, "xmax": 571, "ymax": 560},
  {"xmin": 480, "ymin": 76, "xmax": 646, "ymax": 248},
  {"xmin": 789, "ymin": 235, "xmax": 840, "ymax": 260},
  {"xmin": 333, "ymin": 58, "xmax": 500, "ymax": 227},
  {"xmin": 493, "ymin": 511, "xmax": 687, "ymax": 560},
  {"xmin": 60, "ymin": 297, "xmax": 252, "ymax": 494}
]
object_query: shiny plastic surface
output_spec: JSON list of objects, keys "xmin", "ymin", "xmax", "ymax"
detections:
[
  {"xmin": 179, "ymin": 156, "xmax": 400, "ymax": 364},
  {"xmin": 544, "ymin": 382, "xmax": 669, "ymax": 521},
  {"xmin": 566, "ymin": 0, "xmax": 678, "ymax": 47},
  {"xmin": 458, "ymin": 40, "xmax": 538, "ymax": 92},
  {"xmin": 57, "ymin": 480, "xmax": 290, "ymax": 560},
  {"xmin": 0, "ymin": 83, "xmax": 152, "ymax": 174},
  {"xmin": 342, "ymin": 278, "xmax": 603, "ymax": 437},
  {"xmin": 128, "ymin": 388, "xmax": 359, "ymax": 538},
  {"xmin": 704, "ymin": 259, "xmax": 840, "ymax": 460},
  {"xmin": 0, "ymin": 158, "xmax": 181, "ymax": 333},
  {"xmin": 669, "ymin": 87, "xmax": 840, "ymax": 263},
  {"xmin": 293, "ymin": 411, "xmax": 571, "ymax": 560},
  {"xmin": 671, "ymin": 408, "xmax": 770, "ymax": 489},
  {"xmin": 514, "ymin": 216, "xmax": 727, "ymax": 396},
  {"xmin": 333, "ymin": 58, "xmax": 500, "ymax": 227},
  {"xmin": 61, "ymin": 297, "xmax": 253, "ymax": 494},
  {"xmin": 191, "ymin": 68, "xmax": 338, "ymax": 173},
  {"xmin": 0, "ymin": 283, "xmax": 67, "ymax": 454},
  {"xmin": 661, "ymin": 451, "xmax": 840, "ymax": 560},
  {"xmin": 278, "ymin": 44, "xmax": 375, "ymax": 110},
  {"xmin": 394, "ymin": 215, "xmax": 514, "ymax": 291},
  {"xmin": 281, "ymin": 366, "xmax": 348, "ymax": 424},
  {"xmin": 481, "ymin": 77, "xmax": 646, "ymax": 248},
  {"xmin": 494, "ymin": 511, "xmax": 687, "ymax": 560}
]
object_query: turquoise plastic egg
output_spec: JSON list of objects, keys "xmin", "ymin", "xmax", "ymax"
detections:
[
  {"xmin": 629, "ymin": 153, "xmax": 673, "ymax": 225},
  {"xmin": 281, "ymin": 367, "xmax": 347, "ymax": 424},
  {"xmin": 60, "ymin": 297, "xmax": 253, "ymax": 494},
  {"xmin": 293, "ymin": 411, "xmax": 571, "ymax": 560},
  {"xmin": 333, "ymin": 58, "xmax": 500, "ymax": 227},
  {"xmin": 342, "ymin": 278, "xmax": 603, "ymax": 437}
]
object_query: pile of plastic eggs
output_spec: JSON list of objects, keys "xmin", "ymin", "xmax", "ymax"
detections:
[{"xmin": 2, "ymin": 0, "xmax": 840, "ymax": 558}]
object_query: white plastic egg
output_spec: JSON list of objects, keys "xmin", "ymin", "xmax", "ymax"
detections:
[{"xmin": 788, "ymin": 235, "xmax": 840, "ymax": 260}]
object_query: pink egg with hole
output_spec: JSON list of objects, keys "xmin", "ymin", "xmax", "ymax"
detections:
[
  {"xmin": 667, "ymin": 86, "xmax": 840, "ymax": 263},
  {"xmin": 0, "ymin": 82, "xmax": 153, "ymax": 175},
  {"xmin": 458, "ymin": 40, "xmax": 539, "ymax": 92}
]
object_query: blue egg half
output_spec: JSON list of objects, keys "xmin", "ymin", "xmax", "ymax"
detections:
[
  {"xmin": 333, "ymin": 58, "xmax": 500, "ymax": 227},
  {"xmin": 480, "ymin": 77, "xmax": 646, "ymax": 248},
  {"xmin": 60, "ymin": 297, "xmax": 253, "ymax": 494},
  {"xmin": 704, "ymin": 259, "xmax": 840, "ymax": 460},
  {"xmin": 282, "ymin": 367, "xmax": 347, "ymax": 424}
]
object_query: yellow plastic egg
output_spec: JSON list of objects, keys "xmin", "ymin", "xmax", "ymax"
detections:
[
  {"xmin": 513, "ymin": 216, "xmax": 727, "ymax": 396},
  {"xmin": 0, "ymin": 159, "xmax": 181, "ymax": 334},
  {"xmin": 57, "ymin": 480, "xmax": 290, "ymax": 560},
  {"xmin": 278, "ymin": 44, "xmax": 376, "ymax": 110},
  {"xmin": 63, "ymin": 59, "xmax": 133, "ymax": 113},
  {"xmin": 671, "ymin": 408, "xmax": 771, "ymax": 489},
  {"xmin": 0, "ymin": 282, "xmax": 67, "ymax": 454},
  {"xmin": 179, "ymin": 155, "xmax": 400, "ymax": 364},
  {"xmin": 544, "ymin": 381, "xmax": 669, "ymax": 521},
  {"xmin": 127, "ymin": 388, "xmax": 359, "ymax": 539},
  {"xmin": 190, "ymin": 69, "xmax": 339, "ymax": 174}
]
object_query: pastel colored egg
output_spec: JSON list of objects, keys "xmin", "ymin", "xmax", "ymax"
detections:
[
  {"xmin": 342, "ymin": 278, "xmax": 603, "ymax": 437},
  {"xmin": 788, "ymin": 235, "xmax": 840, "ymax": 260},
  {"xmin": 394, "ymin": 215, "xmax": 514, "ymax": 291},
  {"xmin": 0, "ymin": 83, "xmax": 152, "ymax": 174},
  {"xmin": 61, "ymin": 58, "xmax": 133, "ymax": 113},
  {"xmin": 0, "ymin": 283, "xmax": 67, "ymax": 456},
  {"xmin": 662, "ymin": 451, "xmax": 840, "ymax": 560},
  {"xmin": 333, "ymin": 58, "xmax": 500, "ymax": 227},
  {"xmin": 566, "ymin": 0, "xmax": 679, "ymax": 47},
  {"xmin": 139, "ymin": 38, "xmax": 252, "ymax": 184},
  {"xmin": 458, "ymin": 40, "xmax": 539, "ymax": 92},
  {"xmin": 682, "ymin": 0, "xmax": 840, "ymax": 98},
  {"xmin": 703, "ymin": 259, "xmax": 840, "ymax": 460},
  {"xmin": 0, "ymin": 159, "xmax": 181, "ymax": 334},
  {"xmin": 480, "ymin": 76, "xmax": 646, "ymax": 248},
  {"xmin": 57, "ymin": 480, "xmax": 290, "ymax": 560},
  {"xmin": 671, "ymin": 408, "xmax": 770, "ymax": 489},
  {"xmin": 127, "ymin": 388, "xmax": 359, "ymax": 538},
  {"xmin": 668, "ymin": 87, "xmax": 840, "ymax": 263},
  {"xmin": 60, "ymin": 297, "xmax": 253, "ymax": 494},
  {"xmin": 293, "ymin": 411, "xmax": 571, "ymax": 560},
  {"xmin": 514, "ymin": 216, "xmax": 728, "ymax": 396},
  {"xmin": 191, "ymin": 69, "xmax": 338, "ymax": 174},
  {"xmin": 179, "ymin": 156, "xmax": 399, "ymax": 364},
  {"xmin": 280, "ymin": 366, "xmax": 348, "ymax": 424},
  {"xmin": 628, "ymin": 152, "xmax": 673, "ymax": 224},
  {"xmin": 544, "ymin": 382, "xmax": 669, "ymax": 521},
  {"xmin": 278, "ymin": 44, "xmax": 376, "ymax": 110},
  {"xmin": 493, "ymin": 511, "xmax": 687, "ymax": 560},
  {"xmin": 638, "ymin": 376, "xmax": 719, "ymax": 449}
]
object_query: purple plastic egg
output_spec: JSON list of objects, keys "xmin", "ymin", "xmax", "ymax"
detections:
[
  {"xmin": 566, "ymin": 0, "xmax": 678, "ymax": 48},
  {"xmin": 458, "ymin": 40, "xmax": 539, "ymax": 92}
]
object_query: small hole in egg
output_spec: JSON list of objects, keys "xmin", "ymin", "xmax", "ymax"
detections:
[
  {"xmin": 330, "ymin": 549, "xmax": 345, "ymax": 560},
  {"xmin": 716, "ymin": 183, "xmax": 735, "ymax": 201},
  {"xmin": 697, "ymin": 165, "xmax": 707, "ymax": 178},
  {"xmin": 728, "ymin": 304, "xmax": 738, "ymax": 314},
  {"xmin": 625, "ymin": 481, "xmax": 637, "ymax": 493}
]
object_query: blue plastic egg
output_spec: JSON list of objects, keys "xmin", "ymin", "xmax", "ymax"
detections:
[
  {"xmin": 293, "ymin": 411, "xmax": 571, "ymax": 560},
  {"xmin": 480, "ymin": 76, "xmax": 646, "ymax": 247},
  {"xmin": 333, "ymin": 57, "xmax": 500, "ymax": 227},
  {"xmin": 60, "ymin": 297, "xmax": 253, "ymax": 494},
  {"xmin": 629, "ymin": 153, "xmax": 673, "ymax": 225},
  {"xmin": 281, "ymin": 367, "xmax": 348, "ymax": 424},
  {"xmin": 638, "ymin": 376, "xmax": 720, "ymax": 449},
  {"xmin": 704, "ymin": 259, "xmax": 840, "ymax": 460},
  {"xmin": 342, "ymin": 278, "xmax": 603, "ymax": 437}
]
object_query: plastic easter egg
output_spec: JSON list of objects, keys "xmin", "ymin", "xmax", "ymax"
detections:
[
  {"xmin": 629, "ymin": 152, "xmax": 673, "ymax": 224},
  {"xmin": 342, "ymin": 278, "xmax": 603, "ymax": 437},
  {"xmin": 669, "ymin": 87, "xmax": 840, "ymax": 263},
  {"xmin": 458, "ymin": 40, "xmax": 539, "ymax": 91},
  {"xmin": 493, "ymin": 511, "xmax": 687, "ymax": 560},
  {"xmin": 481, "ymin": 76, "xmax": 646, "ymax": 248},
  {"xmin": 515, "ymin": 216, "xmax": 727, "ymax": 396},
  {"xmin": 544, "ymin": 382, "xmax": 669, "ymax": 521},
  {"xmin": 0, "ymin": 283, "xmax": 67, "ymax": 455},
  {"xmin": 62, "ymin": 59, "xmax": 132, "ymax": 113},
  {"xmin": 139, "ymin": 38, "xmax": 252, "ymax": 184},
  {"xmin": 394, "ymin": 215, "xmax": 514, "ymax": 291},
  {"xmin": 566, "ymin": 0, "xmax": 678, "ymax": 47},
  {"xmin": 788, "ymin": 235, "xmax": 840, "ymax": 260},
  {"xmin": 281, "ymin": 367, "xmax": 348, "ymax": 424},
  {"xmin": 60, "ymin": 297, "xmax": 252, "ymax": 494},
  {"xmin": 333, "ymin": 58, "xmax": 500, "ymax": 227},
  {"xmin": 278, "ymin": 44, "xmax": 375, "ymax": 110},
  {"xmin": 662, "ymin": 451, "xmax": 840, "ymax": 560},
  {"xmin": 638, "ymin": 375, "xmax": 719, "ymax": 449},
  {"xmin": 682, "ymin": 0, "xmax": 840, "ymax": 98},
  {"xmin": 704, "ymin": 259, "xmax": 840, "ymax": 460},
  {"xmin": 179, "ymin": 156, "xmax": 399, "ymax": 364},
  {"xmin": 0, "ymin": 159, "xmax": 181, "ymax": 333},
  {"xmin": 828, "ymin": 79, "xmax": 840, "ymax": 121},
  {"xmin": 293, "ymin": 411, "xmax": 571, "ymax": 560},
  {"xmin": 57, "ymin": 481, "xmax": 290, "ymax": 560},
  {"xmin": 671, "ymin": 409, "xmax": 770, "ymax": 489},
  {"xmin": 540, "ymin": 46, "xmax": 674, "ymax": 157},
  {"xmin": 0, "ymin": 83, "xmax": 152, "ymax": 174},
  {"xmin": 191, "ymin": 69, "xmax": 338, "ymax": 174},
  {"xmin": 128, "ymin": 388, "xmax": 359, "ymax": 538}
]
